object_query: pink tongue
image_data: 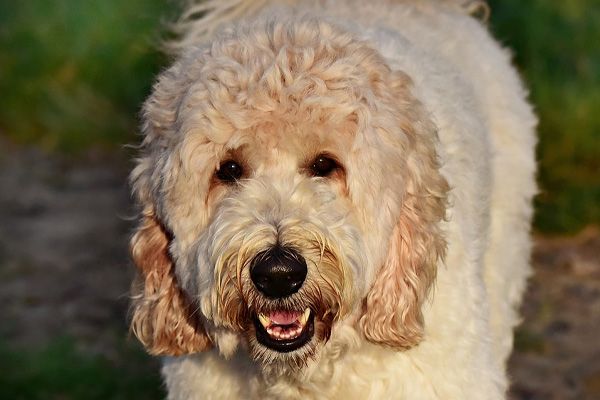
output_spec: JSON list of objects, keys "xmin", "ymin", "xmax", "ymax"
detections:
[{"xmin": 269, "ymin": 311, "xmax": 300, "ymax": 325}]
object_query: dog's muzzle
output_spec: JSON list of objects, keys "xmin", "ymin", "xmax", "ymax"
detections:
[{"xmin": 250, "ymin": 246, "xmax": 315, "ymax": 352}]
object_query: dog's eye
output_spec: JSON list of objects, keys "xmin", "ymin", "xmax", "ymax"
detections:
[
  {"xmin": 311, "ymin": 155, "xmax": 338, "ymax": 177},
  {"xmin": 216, "ymin": 160, "xmax": 243, "ymax": 183}
]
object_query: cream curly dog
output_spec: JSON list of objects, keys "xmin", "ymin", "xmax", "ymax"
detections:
[{"xmin": 128, "ymin": 0, "xmax": 536, "ymax": 398}]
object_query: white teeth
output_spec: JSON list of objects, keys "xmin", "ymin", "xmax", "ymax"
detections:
[
  {"xmin": 258, "ymin": 314, "xmax": 271, "ymax": 328},
  {"xmin": 258, "ymin": 309, "xmax": 311, "ymax": 341},
  {"xmin": 298, "ymin": 308, "xmax": 311, "ymax": 325}
]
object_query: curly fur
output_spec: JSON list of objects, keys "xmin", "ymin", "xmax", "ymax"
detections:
[{"xmin": 128, "ymin": 0, "xmax": 536, "ymax": 398}]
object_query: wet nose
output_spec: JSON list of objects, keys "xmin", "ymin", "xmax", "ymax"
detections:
[{"xmin": 250, "ymin": 247, "xmax": 307, "ymax": 298}]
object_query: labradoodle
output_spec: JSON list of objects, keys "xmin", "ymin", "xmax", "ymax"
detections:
[{"xmin": 128, "ymin": 0, "xmax": 536, "ymax": 398}]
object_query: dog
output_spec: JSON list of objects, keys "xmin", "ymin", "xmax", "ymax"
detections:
[{"xmin": 128, "ymin": 0, "xmax": 536, "ymax": 398}]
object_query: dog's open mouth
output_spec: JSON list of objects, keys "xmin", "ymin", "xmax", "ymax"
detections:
[{"xmin": 253, "ymin": 308, "xmax": 314, "ymax": 352}]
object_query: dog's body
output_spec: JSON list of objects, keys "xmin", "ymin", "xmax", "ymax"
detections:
[{"xmin": 129, "ymin": 1, "xmax": 536, "ymax": 398}]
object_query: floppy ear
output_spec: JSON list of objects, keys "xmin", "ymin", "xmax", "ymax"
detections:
[
  {"xmin": 359, "ymin": 189, "xmax": 447, "ymax": 349},
  {"xmin": 129, "ymin": 210, "xmax": 211, "ymax": 355},
  {"xmin": 358, "ymin": 70, "xmax": 449, "ymax": 349}
]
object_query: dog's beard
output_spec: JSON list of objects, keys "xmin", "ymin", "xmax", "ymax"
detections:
[
  {"xmin": 199, "ymin": 236, "xmax": 355, "ymax": 369},
  {"xmin": 190, "ymin": 185, "xmax": 366, "ymax": 369},
  {"xmin": 213, "ymin": 260, "xmax": 343, "ymax": 369},
  {"xmin": 245, "ymin": 289, "xmax": 339, "ymax": 369}
]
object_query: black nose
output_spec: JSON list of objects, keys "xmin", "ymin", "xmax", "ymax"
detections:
[{"xmin": 250, "ymin": 247, "xmax": 307, "ymax": 298}]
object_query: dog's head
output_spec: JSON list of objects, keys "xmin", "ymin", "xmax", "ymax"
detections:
[{"xmin": 129, "ymin": 16, "xmax": 448, "ymax": 368}]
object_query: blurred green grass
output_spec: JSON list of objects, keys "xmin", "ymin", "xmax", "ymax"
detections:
[
  {"xmin": 0, "ymin": 337, "xmax": 164, "ymax": 400},
  {"xmin": 0, "ymin": 1, "xmax": 598, "ymax": 226},
  {"xmin": 488, "ymin": 0, "xmax": 600, "ymax": 233},
  {"xmin": 0, "ymin": 0, "xmax": 172, "ymax": 152}
]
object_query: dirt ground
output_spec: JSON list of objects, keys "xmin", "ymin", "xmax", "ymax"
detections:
[{"xmin": 1, "ymin": 144, "xmax": 599, "ymax": 399}]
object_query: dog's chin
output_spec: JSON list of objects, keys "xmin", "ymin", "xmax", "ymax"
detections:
[{"xmin": 245, "ymin": 308, "xmax": 326, "ymax": 368}]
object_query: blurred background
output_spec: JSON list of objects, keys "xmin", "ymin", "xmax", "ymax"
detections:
[{"xmin": 0, "ymin": 0, "xmax": 598, "ymax": 398}]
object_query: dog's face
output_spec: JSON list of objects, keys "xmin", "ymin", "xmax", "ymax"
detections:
[{"xmin": 129, "ymin": 16, "xmax": 448, "ymax": 369}]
